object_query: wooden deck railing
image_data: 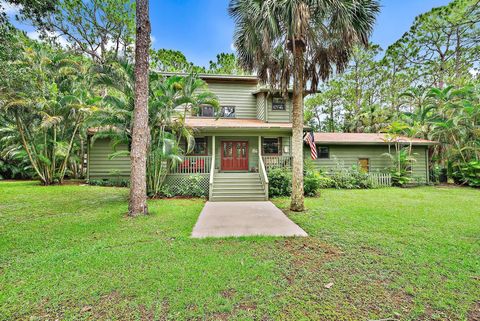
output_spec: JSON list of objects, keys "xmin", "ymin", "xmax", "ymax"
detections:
[
  {"xmin": 262, "ymin": 156, "xmax": 292, "ymax": 171},
  {"xmin": 170, "ymin": 156, "xmax": 212, "ymax": 174}
]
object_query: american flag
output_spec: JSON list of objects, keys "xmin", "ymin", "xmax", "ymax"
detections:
[{"xmin": 304, "ymin": 131, "xmax": 317, "ymax": 160}]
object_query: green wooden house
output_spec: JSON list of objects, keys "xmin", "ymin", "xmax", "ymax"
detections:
[
  {"xmin": 307, "ymin": 133, "xmax": 436, "ymax": 184},
  {"xmin": 87, "ymin": 73, "xmax": 436, "ymax": 200}
]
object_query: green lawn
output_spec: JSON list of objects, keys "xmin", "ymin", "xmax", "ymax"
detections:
[{"xmin": 0, "ymin": 181, "xmax": 479, "ymax": 320}]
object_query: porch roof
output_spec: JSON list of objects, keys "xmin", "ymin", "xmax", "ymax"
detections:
[{"xmin": 184, "ymin": 118, "xmax": 293, "ymax": 130}]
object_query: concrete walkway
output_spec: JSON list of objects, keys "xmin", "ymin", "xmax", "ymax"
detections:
[{"xmin": 191, "ymin": 201, "xmax": 308, "ymax": 238}]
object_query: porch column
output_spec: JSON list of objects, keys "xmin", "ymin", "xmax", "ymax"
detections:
[{"xmin": 258, "ymin": 136, "xmax": 262, "ymax": 158}]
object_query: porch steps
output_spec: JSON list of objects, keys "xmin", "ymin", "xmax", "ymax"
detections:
[{"xmin": 210, "ymin": 172, "xmax": 267, "ymax": 202}]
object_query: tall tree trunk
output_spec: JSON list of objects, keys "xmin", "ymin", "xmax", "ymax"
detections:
[
  {"xmin": 129, "ymin": 0, "xmax": 150, "ymax": 216},
  {"xmin": 290, "ymin": 46, "xmax": 305, "ymax": 212}
]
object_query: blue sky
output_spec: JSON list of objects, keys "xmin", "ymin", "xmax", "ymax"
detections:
[
  {"xmin": 150, "ymin": 0, "xmax": 451, "ymax": 67},
  {"xmin": 5, "ymin": 0, "xmax": 452, "ymax": 67}
]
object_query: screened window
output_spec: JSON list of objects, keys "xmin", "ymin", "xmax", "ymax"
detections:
[
  {"xmin": 272, "ymin": 97, "xmax": 286, "ymax": 110},
  {"xmin": 193, "ymin": 137, "xmax": 208, "ymax": 155},
  {"xmin": 198, "ymin": 105, "xmax": 214, "ymax": 117},
  {"xmin": 317, "ymin": 146, "xmax": 329, "ymax": 159},
  {"xmin": 220, "ymin": 106, "xmax": 236, "ymax": 118},
  {"xmin": 263, "ymin": 138, "xmax": 280, "ymax": 155}
]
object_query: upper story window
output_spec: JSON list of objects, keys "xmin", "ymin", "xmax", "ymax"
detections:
[
  {"xmin": 317, "ymin": 146, "xmax": 329, "ymax": 159},
  {"xmin": 195, "ymin": 105, "xmax": 236, "ymax": 118},
  {"xmin": 263, "ymin": 138, "xmax": 281, "ymax": 155},
  {"xmin": 272, "ymin": 97, "xmax": 286, "ymax": 111},
  {"xmin": 192, "ymin": 137, "xmax": 208, "ymax": 155},
  {"xmin": 197, "ymin": 105, "xmax": 214, "ymax": 117},
  {"xmin": 220, "ymin": 106, "xmax": 236, "ymax": 118}
]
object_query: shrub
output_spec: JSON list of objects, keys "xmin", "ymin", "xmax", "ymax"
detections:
[
  {"xmin": 88, "ymin": 178, "xmax": 129, "ymax": 187},
  {"xmin": 304, "ymin": 171, "xmax": 323, "ymax": 196},
  {"xmin": 317, "ymin": 174, "xmax": 335, "ymax": 189},
  {"xmin": 329, "ymin": 165, "xmax": 374, "ymax": 189},
  {"xmin": 453, "ymin": 160, "xmax": 480, "ymax": 187},
  {"xmin": 268, "ymin": 166, "xmax": 334, "ymax": 197},
  {"xmin": 268, "ymin": 168, "xmax": 292, "ymax": 197}
]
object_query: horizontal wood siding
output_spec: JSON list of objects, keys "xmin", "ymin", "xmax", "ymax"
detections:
[
  {"xmin": 411, "ymin": 146, "xmax": 428, "ymax": 183},
  {"xmin": 205, "ymin": 82, "xmax": 258, "ymax": 118},
  {"xmin": 88, "ymin": 138, "xmax": 130, "ymax": 179},
  {"xmin": 306, "ymin": 144, "xmax": 428, "ymax": 181},
  {"xmin": 266, "ymin": 96, "xmax": 292, "ymax": 123}
]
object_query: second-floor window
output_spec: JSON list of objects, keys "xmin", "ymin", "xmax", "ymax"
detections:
[
  {"xmin": 272, "ymin": 97, "xmax": 286, "ymax": 111},
  {"xmin": 198, "ymin": 105, "xmax": 214, "ymax": 117},
  {"xmin": 196, "ymin": 105, "xmax": 236, "ymax": 118},
  {"xmin": 220, "ymin": 106, "xmax": 236, "ymax": 118}
]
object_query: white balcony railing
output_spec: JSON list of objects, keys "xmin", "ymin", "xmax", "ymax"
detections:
[
  {"xmin": 262, "ymin": 156, "xmax": 292, "ymax": 171},
  {"xmin": 170, "ymin": 156, "xmax": 212, "ymax": 174}
]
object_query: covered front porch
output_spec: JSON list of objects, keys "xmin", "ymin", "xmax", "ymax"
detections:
[
  {"xmin": 169, "ymin": 134, "xmax": 293, "ymax": 175},
  {"xmin": 165, "ymin": 121, "xmax": 293, "ymax": 200}
]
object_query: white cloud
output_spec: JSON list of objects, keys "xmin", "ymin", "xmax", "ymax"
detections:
[
  {"xmin": 230, "ymin": 43, "xmax": 236, "ymax": 52},
  {"xmin": 1, "ymin": 1, "xmax": 21, "ymax": 15},
  {"xmin": 150, "ymin": 35, "xmax": 156, "ymax": 44},
  {"xmin": 26, "ymin": 30, "xmax": 70, "ymax": 48}
]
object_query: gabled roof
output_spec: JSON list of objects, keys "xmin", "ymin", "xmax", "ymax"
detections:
[{"xmin": 313, "ymin": 133, "xmax": 437, "ymax": 146}]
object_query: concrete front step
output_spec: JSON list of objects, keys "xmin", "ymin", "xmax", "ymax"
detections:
[
  {"xmin": 213, "ymin": 189, "xmax": 265, "ymax": 196},
  {"xmin": 210, "ymin": 172, "xmax": 266, "ymax": 202},
  {"xmin": 210, "ymin": 195, "xmax": 267, "ymax": 202}
]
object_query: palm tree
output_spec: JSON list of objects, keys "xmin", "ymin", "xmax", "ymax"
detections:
[
  {"xmin": 129, "ymin": 0, "xmax": 151, "ymax": 216},
  {"xmin": 147, "ymin": 74, "xmax": 218, "ymax": 196},
  {"xmin": 92, "ymin": 63, "xmax": 219, "ymax": 196},
  {"xmin": 229, "ymin": 0, "xmax": 380, "ymax": 211},
  {"xmin": 0, "ymin": 48, "xmax": 97, "ymax": 185}
]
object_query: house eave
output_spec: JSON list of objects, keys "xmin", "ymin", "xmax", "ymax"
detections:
[{"xmin": 314, "ymin": 141, "xmax": 437, "ymax": 146}]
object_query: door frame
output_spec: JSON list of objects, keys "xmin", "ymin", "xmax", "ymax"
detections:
[{"xmin": 220, "ymin": 140, "xmax": 249, "ymax": 171}]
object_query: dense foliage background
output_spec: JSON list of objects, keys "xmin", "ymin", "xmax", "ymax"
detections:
[{"xmin": 0, "ymin": 0, "xmax": 478, "ymax": 187}]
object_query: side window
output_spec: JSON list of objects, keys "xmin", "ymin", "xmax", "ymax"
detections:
[
  {"xmin": 272, "ymin": 97, "xmax": 286, "ymax": 111},
  {"xmin": 317, "ymin": 146, "xmax": 329, "ymax": 159},
  {"xmin": 263, "ymin": 138, "xmax": 281, "ymax": 155},
  {"xmin": 220, "ymin": 106, "xmax": 235, "ymax": 118}
]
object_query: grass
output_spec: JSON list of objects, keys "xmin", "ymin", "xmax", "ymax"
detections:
[{"xmin": 0, "ymin": 181, "xmax": 479, "ymax": 320}]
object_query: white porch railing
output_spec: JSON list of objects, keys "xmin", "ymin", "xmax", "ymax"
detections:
[
  {"xmin": 170, "ymin": 156, "xmax": 212, "ymax": 174},
  {"xmin": 258, "ymin": 155, "xmax": 269, "ymax": 199},
  {"xmin": 209, "ymin": 136, "xmax": 216, "ymax": 200},
  {"xmin": 367, "ymin": 172, "xmax": 392, "ymax": 187},
  {"xmin": 262, "ymin": 156, "xmax": 292, "ymax": 171}
]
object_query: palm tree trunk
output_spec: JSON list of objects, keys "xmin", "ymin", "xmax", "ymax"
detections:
[
  {"xmin": 290, "ymin": 45, "xmax": 305, "ymax": 212},
  {"xmin": 129, "ymin": 0, "xmax": 151, "ymax": 216}
]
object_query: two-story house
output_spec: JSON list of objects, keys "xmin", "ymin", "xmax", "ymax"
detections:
[
  {"xmin": 87, "ymin": 73, "xmax": 435, "ymax": 201},
  {"xmin": 87, "ymin": 73, "xmax": 294, "ymax": 201}
]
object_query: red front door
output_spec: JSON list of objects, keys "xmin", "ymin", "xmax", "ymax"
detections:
[{"xmin": 221, "ymin": 141, "xmax": 248, "ymax": 171}]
